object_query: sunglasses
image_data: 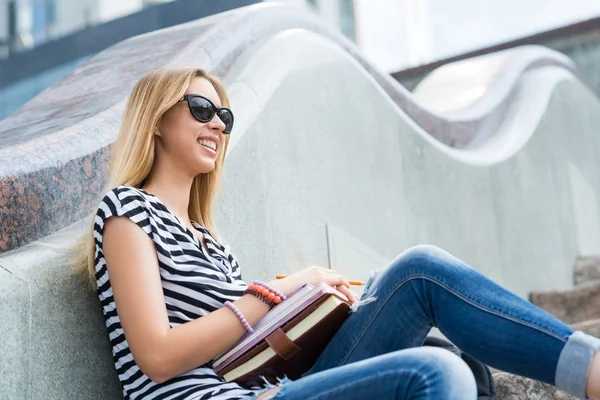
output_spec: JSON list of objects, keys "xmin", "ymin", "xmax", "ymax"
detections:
[{"xmin": 179, "ymin": 94, "xmax": 234, "ymax": 134}]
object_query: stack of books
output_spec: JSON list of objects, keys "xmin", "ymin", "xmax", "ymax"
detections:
[{"xmin": 213, "ymin": 282, "xmax": 352, "ymax": 387}]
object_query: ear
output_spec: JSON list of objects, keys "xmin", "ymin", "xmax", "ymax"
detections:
[{"xmin": 154, "ymin": 130, "xmax": 162, "ymax": 137}]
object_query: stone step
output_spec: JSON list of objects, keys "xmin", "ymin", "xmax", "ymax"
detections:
[
  {"xmin": 574, "ymin": 256, "xmax": 600, "ymax": 285},
  {"xmin": 494, "ymin": 373, "xmax": 576, "ymax": 399},
  {"xmin": 572, "ymin": 318, "xmax": 600, "ymax": 337},
  {"xmin": 529, "ymin": 280, "xmax": 600, "ymax": 324}
]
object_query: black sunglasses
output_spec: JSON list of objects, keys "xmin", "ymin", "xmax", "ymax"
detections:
[{"xmin": 179, "ymin": 94, "xmax": 234, "ymax": 134}]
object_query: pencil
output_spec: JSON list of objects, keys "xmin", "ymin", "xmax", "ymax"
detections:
[{"xmin": 275, "ymin": 275, "xmax": 365, "ymax": 286}]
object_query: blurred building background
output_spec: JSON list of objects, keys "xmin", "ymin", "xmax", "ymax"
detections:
[{"xmin": 1, "ymin": 0, "xmax": 600, "ymax": 120}]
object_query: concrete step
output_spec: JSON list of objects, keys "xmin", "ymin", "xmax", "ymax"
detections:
[
  {"xmin": 529, "ymin": 280, "xmax": 600, "ymax": 324},
  {"xmin": 572, "ymin": 318, "xmax": 600, "ymax": 337},
  {"xmin": 494, "ymin": 373, "xmax": 576, "ymax": 399},
  {"xmin": 574, "ymin": 256, "xmax": 600, "ymax": 285}
]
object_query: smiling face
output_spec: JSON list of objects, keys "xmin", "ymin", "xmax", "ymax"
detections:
[{"xmin": 155, "ymin": 77, "xmax": 227, "ymax": 177}]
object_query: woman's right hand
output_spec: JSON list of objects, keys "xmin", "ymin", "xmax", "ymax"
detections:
[{"xmin": 268, "ymin": 266, "xmax": 352, "ymax": 298}]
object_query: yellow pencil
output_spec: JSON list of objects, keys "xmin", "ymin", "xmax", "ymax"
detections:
[{"xmin": 275, "ymin": 275, "xmax": 365, "ymax": 286}]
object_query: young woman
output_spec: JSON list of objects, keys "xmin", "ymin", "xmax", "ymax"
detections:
[{"xmin": 75, "ymin": 67, "xmax": 600, "ymax": 400}]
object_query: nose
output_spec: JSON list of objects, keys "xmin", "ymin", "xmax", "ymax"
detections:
[{"xmin": 207, "ymin": 113, "xmax": 226, "ymax": 132}]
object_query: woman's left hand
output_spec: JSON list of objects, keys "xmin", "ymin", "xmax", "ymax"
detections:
[{"xmin": 335, "ymin": 284, "xmax": 359, "ymax": 304}]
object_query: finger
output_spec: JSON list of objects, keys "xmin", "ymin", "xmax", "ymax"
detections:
[
  {"xmin": 340, "ymin": 285, "xmax": 359, "ymax": 303},
  {"xmin": 328, "ymin": 275, "xmax": 350, "ymax": 288},
  {"xmin": 324, "ymin": 271, "xmax": 349, "ymax": 286},
  {"xmin": 347, "ymin": 288, "xmax": 359, "ymax": 304},
  {"xmin": 333, "ymin": 285, "xmax": 350, "ymax": 302},
  {"xmin": 336, "ymin": 285, "xmax": 359, "ymax": 304}
]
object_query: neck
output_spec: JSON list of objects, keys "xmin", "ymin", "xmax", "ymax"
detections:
[{"xmin": 142, "ymin": 162, "xmax": 194, "ymax": 224}]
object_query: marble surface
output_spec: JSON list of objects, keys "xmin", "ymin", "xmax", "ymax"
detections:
[
  {"xmin": 494, "ymin": 373, "xmax": 577, "ymax": 400},
  {"xmin": 0, "ymin": 3, "xmax": 585, "ymax": 252}
]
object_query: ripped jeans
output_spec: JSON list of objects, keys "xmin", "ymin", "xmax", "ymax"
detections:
[{"xmin": 256, "ymin": 245, "xmax": 600, "ymax": 400}]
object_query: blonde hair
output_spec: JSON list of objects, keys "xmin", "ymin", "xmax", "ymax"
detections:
[{"xmin": 72, "ymin": 67, "xmax": 232, "ymax": 288}]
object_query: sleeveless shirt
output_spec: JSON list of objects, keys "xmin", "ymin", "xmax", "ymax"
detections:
[{"xmin": 94, "ymin": 184, "xmax": 262, "ymax": 399}]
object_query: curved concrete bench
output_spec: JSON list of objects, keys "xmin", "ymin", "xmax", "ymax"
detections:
[
  {"xmin": 0, "ymin": 3, "xmax": 581, "ymax": 254},
  {"xmin": 2, "ymin": 3, "xmax": 600, "ymax": 399}
]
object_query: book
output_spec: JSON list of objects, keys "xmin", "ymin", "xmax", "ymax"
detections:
[{"xmin": 213, "ymin": 282, "xmax": 352, "ymax": 387}]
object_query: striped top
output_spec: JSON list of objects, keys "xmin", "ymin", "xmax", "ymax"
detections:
[{"xmin": 94, "ymin": 184, "xmax": 262, "ymax": 400}]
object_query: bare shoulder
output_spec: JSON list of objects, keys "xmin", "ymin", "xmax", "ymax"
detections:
[
  {"xmin": 100, "ymin": 183, "xmax": 157, "ymax": 277},
  {"xmin": 103, "ymin": 215, "xmax": 158, "ymax": 277}
]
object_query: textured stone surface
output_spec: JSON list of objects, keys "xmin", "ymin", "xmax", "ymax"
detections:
[
  {"xmin": 530, "ymin": 280, "xmax": 600, "ymax": 324},
  {"xmin": 0, "ymin": 3, "xmax": 582, "ymax": 254},
  {"xmin": 0, "ymin": 232, "xmax": 122, "ymax": 400},
  {"xmin": 0, "ymin": 147, "xmax": 111, "ymax": 253},
  {"xmin": 0, "ymin": 269, "xmax": 29, "ymax": 400},
  {"xmin": 0, "ymin": 4, "xmax": 359, "ymax": 254},
  {"xmin": 574, "ymin": 256, "xmax": 600, "ymax": 285},
  {"xmin": 494, "ymin": 373, "xmax": 576, "ymax": 400},
  {"xmin": 572, "ymin": 318, "xmax": 600, "ymax": 337},
  {"xmin": 218, "ymin": 28, "xmax": 600, "ymax": 298}
]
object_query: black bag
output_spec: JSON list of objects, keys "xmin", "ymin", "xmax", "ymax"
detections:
[{"xmin": 424, "ymin": 336, "xmax": 496, "ymax": 400}]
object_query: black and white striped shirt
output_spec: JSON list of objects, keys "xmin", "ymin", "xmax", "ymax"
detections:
[{"xmin": 94, "ymin": 184, "xmax": 262, "ymax": 399}]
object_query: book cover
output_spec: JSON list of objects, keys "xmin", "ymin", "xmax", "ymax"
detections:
[
  {"xmin": 220, "ymin": 295, "xmax": 351, "ymax": 386},
  {"xmin": 213, "ymin": 282, "xmax": 351, "ymax": 382}
]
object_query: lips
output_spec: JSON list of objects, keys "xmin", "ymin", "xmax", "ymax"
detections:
[{"xmin": 199, "ymin": 143, "xmax": 217, "ymax": 156}]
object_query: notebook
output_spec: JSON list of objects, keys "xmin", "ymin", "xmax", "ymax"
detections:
[{"xmin": 213, "ymin": 282, "xmax": 352, "ymax": 387}]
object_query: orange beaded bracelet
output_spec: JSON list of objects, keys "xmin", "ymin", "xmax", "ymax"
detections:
[{"xmin": 245, "ymin": 284, "xmax": 283, "ymax": 308}]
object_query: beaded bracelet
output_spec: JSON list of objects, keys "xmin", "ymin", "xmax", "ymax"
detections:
[
  {"xmin": 245, "ymin": 287, "xmax": 277, "ymax": 308},
  {"xmin": 245, "ymin": 282, "xmax": 286, "ymax": 308},
  {"xmin": 245, "ymin": 285, "xmax": 280, "ymax": 308},
  {"xmin": 224, "ymin": 301, "xmax": 254, "ymax": 334},
  {"xmin": 254, "ymin": 280, "xmax": 287, "ymax": 301}
]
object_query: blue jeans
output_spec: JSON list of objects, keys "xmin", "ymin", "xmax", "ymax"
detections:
[{"xmin": 258, "ymin": 245, "xmax": 600, "ymax": 400}]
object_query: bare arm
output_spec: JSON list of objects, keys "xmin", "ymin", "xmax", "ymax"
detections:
[
  {"xmin": 103, "ymin": 216, "xmax": 273, "ymax": 383},
  {"xmin": 103, "ymin": 216, "xmax": 354, "ymax": 384}
]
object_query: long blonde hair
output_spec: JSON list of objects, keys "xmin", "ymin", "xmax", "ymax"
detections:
[{"xmin": 73, "ymin": 67, "xmax": 232, "ymax": 288}]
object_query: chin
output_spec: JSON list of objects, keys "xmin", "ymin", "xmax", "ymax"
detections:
[{"xmin": 194, "ymin": 160, "xmax": 217, "ymax": 174}]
